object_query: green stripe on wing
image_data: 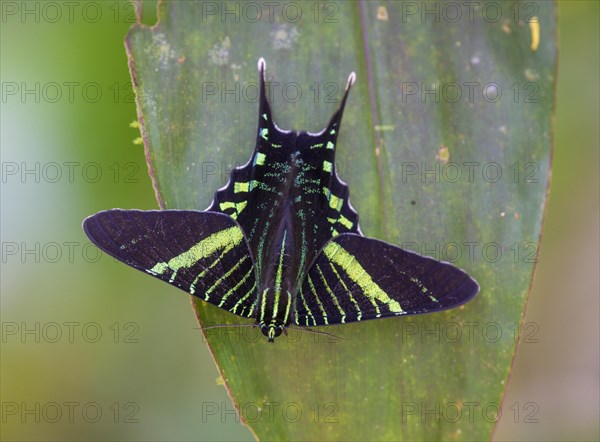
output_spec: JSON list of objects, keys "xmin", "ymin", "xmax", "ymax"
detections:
[
  {"xmin": 296, "ymin": 234, "xmax": 479, "ymax": 326},
  {"xmin": 83, "ymin": 210, "xmax": 258, "ymax": 318}
]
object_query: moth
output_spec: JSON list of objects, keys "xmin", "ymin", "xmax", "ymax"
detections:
[{"xmin": 83, "ymin": 58, "xmax": 479, "ymax": 342}]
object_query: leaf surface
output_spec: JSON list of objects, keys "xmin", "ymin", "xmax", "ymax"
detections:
[{"xmin": 126, "ymin": 2, "xmax": 556, "ymax": 439}]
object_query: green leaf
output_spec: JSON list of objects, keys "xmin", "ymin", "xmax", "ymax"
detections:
[{"xmin": 126, "ymin": 1, "xmax": 556, "ymax": 440}]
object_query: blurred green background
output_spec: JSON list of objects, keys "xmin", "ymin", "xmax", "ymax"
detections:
[{"xmin": 1, "ymin": 1, "xmax": 597, "ymax": 441}]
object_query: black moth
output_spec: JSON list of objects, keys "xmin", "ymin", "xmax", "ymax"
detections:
[{"xmin": 83, "ymin": 58, "xmax": 479, "ymax": 342}]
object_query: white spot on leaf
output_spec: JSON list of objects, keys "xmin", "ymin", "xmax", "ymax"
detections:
[
  {"xmin": 270, "ymin": 25, "xmax": 299, "ymax": 50},
  {"xmin": 208, "ymin": 36, "xmax": 231, "ymax": 66},
  {"xmin": 436, "ymin": 146, "xmax": 450, "ymax": 163},
  {"xmin": 524, "ymin": 68, "xmax": 539, "ymax": 81},
  {"xmin": 376, "ymin": 6, "xmax": 389, "ymax": 21},
  {"xmin": 149, "ymin": 33, "xmax": 181, "ymax": 68}
]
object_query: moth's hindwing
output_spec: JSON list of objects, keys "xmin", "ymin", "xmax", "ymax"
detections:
[
  {"xmin": 207, "ymin": 59, "xmax": 360, "ymax": 287},
  {"xmin": 83, "ymin": 210, "xmax": 258, "ymax": 317},
  {"xmin": 296, "ymin": 233, "xmax": 479, "ymax": 326}
]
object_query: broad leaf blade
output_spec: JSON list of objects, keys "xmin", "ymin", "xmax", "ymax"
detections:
[{"xmin": 126, "ymin": 1, "xmax": 556, "ymax": 440}]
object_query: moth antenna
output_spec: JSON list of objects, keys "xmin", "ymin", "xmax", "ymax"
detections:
[
  {"xmin": 287, "ymin": 325, "xmax": 346, "ymax": 341},
  {"xmin": 195, "ymin": 323, "xmax": 257, "ymax": 331}
]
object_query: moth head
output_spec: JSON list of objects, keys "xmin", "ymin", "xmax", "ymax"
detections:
[{"xmin": 261, "ymin": 323, "xmax": 283, "ymax": 343}]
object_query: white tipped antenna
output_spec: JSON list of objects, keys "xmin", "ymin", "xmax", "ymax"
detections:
[{"xmin": 346, "ymin": 71, "xmax": 356, "ymax": 90}]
